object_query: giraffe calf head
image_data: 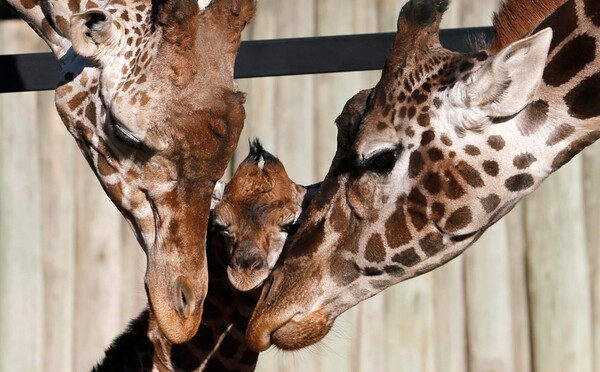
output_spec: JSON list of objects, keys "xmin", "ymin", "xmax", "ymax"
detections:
[{"xmin": 212, "ymin": 140, "xmax": 307, "ymax": 292}]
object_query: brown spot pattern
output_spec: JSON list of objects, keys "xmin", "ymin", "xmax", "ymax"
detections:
[
  {"xmin": 519, "ymin": 100, "xmax": 549, "ymax": 136},
  {"xmin": 421, "ymin": 131, "xmax": 435, "ymax": 145},
  {"xmin": 584, "ymin": 0, "xmax": 600, "ymax": 27},
  {"xmin": 456, "ymin": 161, "xmax": 484, "ymax": 188},
  {"xmin": 546, "ymin": 124, "xmax": 575, "ymax": 146},
  {"xmin": 419, "ymin": 232, "xmax": 444, "ymax": 256},
  {"xmin": 481, "ymin": 194, "xmax": 501, "ymax": 213},
  {"xmin": 428, "ymin": 148, "xmax": 444, "ymax": 162},
  {"xmin": 535, "ymin": 0, "xmax": 577, "ymax": 51},
  {"xmin": 565, "ymin": 73, "xmax": 600, "ymax": 120},
  {"xmin": 392, "ymin": 248, "xmax": 421, "ymax": 267},
  {"xmin": 505, "ymin": 174, "xmax": 535, "ymax": 192},
  {"xmin": 417, "ymin": 114, "xmax": 430, "ymax": 127},
  {"xmin": 408, "ymin": 151, "xmax": 425, "ymax": 178},
  {"xmin": 441, "ymin": 134, "xmax": 453, "ymax": 146},
  {"xmin": 443, "ymin": 170, "xmax": 466, "ymax": 200},
  {"xmin": 424, "ymin": 172, "xmax": 443, "ymax": 195},
  {"xmin": 551, "ymin": 131, "xmax": 600, "ymax": 171},
  {"xmin": 365, "ymin": 234, "xmax": 386, "ymax": 263},
  {"xmin": 543, "ymin": 34, "xmax": 596, "ymax": 87},
  {"xmin": 487, "ymin": 135, "xmax": 505, "ymax": 151},
  {"xmin": 464, "ymin": 145, "xmax": 480, "ymax": 156},
  {"xmin": 331, "ymin": 256, "xmax": 360, "ymax": 287},
  {"xmin": 431, "ymin": 203, "xmax": 445, "ymax": 223},
  {"xmin": 68, "ymin": 92, "xmax": 87, "ymax": 111},
  {"xmin": 445, "ymin": 206, "xmax": 473, "ymax": 232},
  {"xmin": 513, "ymin": 153, "xmax": 537, "ymax": 169},
  {"xmin": 482, "ymin": 160, "xmax": 499, "ymax": 177},
  {"xmin": 385, "ymin": 205, "xmax": 412, "ymax": 249}
]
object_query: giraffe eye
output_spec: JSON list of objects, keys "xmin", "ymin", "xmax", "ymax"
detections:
[
  {"xmin": 213, "ymin": 222, "xmax": 231, "ymax": 236},
  {"xmin": 111, "ymin": 119, "xmax": 153, "ymax": 152},
  {"xmin": 365, "ymin": 149, "xmax": 398, "ymax": 174},
  {"xmin": 280, "ymin": 222, "xmax": 300, "ymax": 234}
]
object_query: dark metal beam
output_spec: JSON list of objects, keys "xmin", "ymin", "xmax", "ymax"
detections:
[{"xmin": 0, "ymin": 27, "xmax": 493, "ymax": 94}]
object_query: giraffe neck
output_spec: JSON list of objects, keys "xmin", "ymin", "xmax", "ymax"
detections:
[{"xmin": 94, "ymin": 232, "xmax": 260, "ymax": 372}]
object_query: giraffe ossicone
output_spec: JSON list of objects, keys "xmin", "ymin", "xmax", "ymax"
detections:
[
  {"xmin": 94, "ymin": 141, "xmax": 311, "ymax": 371},
  {"xmin": 4, "ymin": 0, "xmax": 257, "ymax": 344},
  {"xmin": 246, "ymin": 0, "xmax": 600, "ymax": 352}
]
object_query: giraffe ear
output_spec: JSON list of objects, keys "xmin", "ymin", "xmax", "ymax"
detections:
[
  {"xmin": 466, "ymin": 28, "xmax": 552, "ymax": 118},
  {"xmin": 70, "ymin": 9, "xmax": 121, "ymax": 65},
  {"xmin": 211, "ymin": 181, "xmax": 226, "ymax": 210}
]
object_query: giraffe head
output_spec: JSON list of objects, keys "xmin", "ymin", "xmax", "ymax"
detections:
[
  {"xmin": 245, "ymin": 0, "xmax": 581, "ymax": 351},
  {"xmin": 212, "ymin": 140, "xmax": 307, "ymax": 292},
  {"xmin": 54, "ymin": 0, "xmax": 256, "ymax": 343}
]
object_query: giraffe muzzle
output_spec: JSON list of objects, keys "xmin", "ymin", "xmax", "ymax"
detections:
[{"xmin": 171, "ymin": 275, "xmax": 198, "ymax": 319}]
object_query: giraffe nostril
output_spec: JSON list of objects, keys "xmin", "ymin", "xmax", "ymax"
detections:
[
  {"xmin": 232, "ymin": 251, "xmax": 266, "ymax": 272},
  {"xmin": 172, "ymin": 276, "xmax": 196, "ymax": 319}
]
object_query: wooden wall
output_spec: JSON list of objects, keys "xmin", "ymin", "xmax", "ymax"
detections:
[{"xmin": 0, "ymin": 0, "xmax": 599, "ymax": 371}]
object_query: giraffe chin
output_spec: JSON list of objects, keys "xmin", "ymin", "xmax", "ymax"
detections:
[
  {"xmin": 147, "ymin": 274, "xmax": 208, "ymax": 344},
  {"xmin": 249, "ymin": 308, "xmax": 333, "ymax": 352},
  {"xmin": 155, "ymin": 307, "xmax": 202, "ymax": 345}
]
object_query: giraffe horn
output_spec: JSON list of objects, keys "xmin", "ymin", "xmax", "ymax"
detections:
[
  {"xmin": 379, "ymin": 0, "xmax": 448, "ymax": 84},
  {"xmin": 156, "ymin": 0, "xmax": 200, "ymax": 33}
]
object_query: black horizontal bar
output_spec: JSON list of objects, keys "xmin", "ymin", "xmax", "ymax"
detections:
[{"xmin": 0, "ymin": 27, "xmax": 493, "ymax": 94}]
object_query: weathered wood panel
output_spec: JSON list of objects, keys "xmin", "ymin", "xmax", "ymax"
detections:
[
  {"xmin": 0, "ymin": 20, "xmax": 44, "ymax": 372},
  {"xmin": 1, "ymin": 1, "xmax": 599, "ymax": 371},
  {"xmin": 526, "ymin": 157, "xmax": 593, "ymax": 372}
]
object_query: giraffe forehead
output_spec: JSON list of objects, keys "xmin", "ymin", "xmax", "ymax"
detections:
[{"xmin": 357, "ymin": 51, "xmax": 477, "ymax": 147}]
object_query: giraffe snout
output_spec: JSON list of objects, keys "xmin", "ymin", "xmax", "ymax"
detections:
[
  {"xmin": 171, "ymin": 275, "xmax": 199, "ymax": 319},
  {"xmin": 231, "ymin": 250, "xmax": 267, "ymax": 272}
]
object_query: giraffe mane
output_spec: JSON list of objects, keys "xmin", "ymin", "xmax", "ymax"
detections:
[{"xmin": 490, "ymin": 0, "xmax": 567, "ymax": 53}]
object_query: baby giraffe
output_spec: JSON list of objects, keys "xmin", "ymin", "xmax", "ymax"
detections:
[{"xmin": 93, "ymin": 140, "xmax": 310, "ymax": 371}]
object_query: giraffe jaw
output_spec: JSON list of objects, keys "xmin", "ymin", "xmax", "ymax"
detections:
[{"xmin": 246, "ymin": 307, "xmax": 334, "ymax": 352}]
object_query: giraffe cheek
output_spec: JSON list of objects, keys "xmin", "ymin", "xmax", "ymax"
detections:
[{"xmin": 346, "ymin": 179, "xmax": 378, "ymax": 220}]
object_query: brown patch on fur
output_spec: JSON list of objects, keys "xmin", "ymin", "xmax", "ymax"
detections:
[
  {"xmin": 365, "ymin": 234, "xmax": 386, "ymax": 263},
  {"xmin": 456, "ymin": 161, "xmax": 484, "ymax": 188},
  {"xmin": 419, "ymin": 232, "xmax": 444, "ymax": 256},
  {"xmin": 551, "ymin": 131, "xmax": 600, "ymax": 171},
  {"xmin": 546, "ymin": 124, "xmax": 576, "ymax": 146},
  {"xmin": 513, "ymin": 153, "xmax": 537, "ymax": 169},
  {"xmin": 490, "ymin": 0, "xmax": 567, "ymax": 54},
  {"xmin": 385, "ymin": 203, "xmax": 412, "ymax": 249},
  {"xmin": 392, "ymin": 248, "xmax": 421, "ymax": 267},
  {"xmin": 444, "ymin": 206, "xmax": 473, "ymax": 232}
]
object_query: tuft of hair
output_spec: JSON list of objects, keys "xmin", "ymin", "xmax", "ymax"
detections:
[
  {"xmin": 490, "ymin": 0, "xmax": 566, "ymax": 54},
  {"xmin": 245, "ymin": 138, "xmax": 280, "ymax": 169}
]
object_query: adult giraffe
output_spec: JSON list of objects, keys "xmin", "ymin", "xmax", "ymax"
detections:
[
  {"xmin": 247, "ymin": 0, "xmax": 599, "ymax": 351},
  {"xmin": 1, "ymin": 0, "xmax": 256, "ymax": 343}
]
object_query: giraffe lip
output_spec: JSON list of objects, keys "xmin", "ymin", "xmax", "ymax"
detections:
[{"xmin": 270, "ymin": 309, "xmax": 333, "ymax": 350}]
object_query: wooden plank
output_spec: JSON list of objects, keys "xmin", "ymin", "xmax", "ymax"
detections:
[
  {"xmin": 385, "ymin": 275, "xmax": 436, "ymax": 372},
  {"xmin": 582, "ymin": 142, "xmax": 600, "ymax": 372},
  {"xmin": 118, "ymin": 221, "xmax": 147, "ymax": 326},
  {"xmin": 38, "ymin": 85, "xmax": 76, "ymax": 372},
  {"xmin": 271, "ymin": 0, "xmax": 316, "ymax": 185},
  {"xmin": 0, "ymin": 20, "xmax": 44, "ymax": 372},
  {"xmin": 464, "ymin": 221, "xmax": 516, "ymax": 372},
  {"xmin": 525, "ymin": 157, "xmax": 593, "ymax": 372},
  {"xmin": 504, "ymin": 205, "xmax": 532, "ymax": 372},
  {"xmin": 432, "ymin": 259, "xmax": 467, "ymax": 372},
  {"xmin": 73, "ymin": 156, "xmax": 125, "ymax": 371}
]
